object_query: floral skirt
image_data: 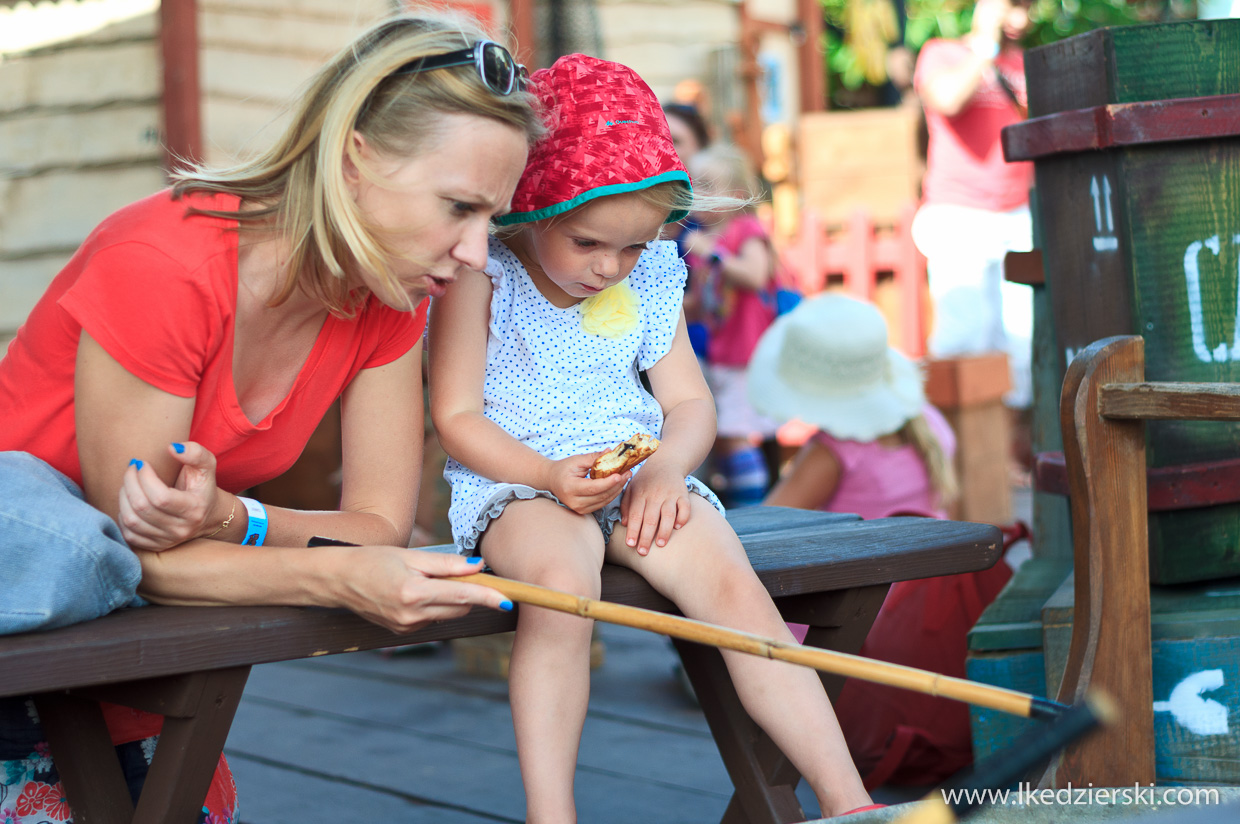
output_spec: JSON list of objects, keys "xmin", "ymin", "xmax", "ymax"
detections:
[{"xmin": 1, "ymin": 697, "xmax": 237, "ymax": 824}]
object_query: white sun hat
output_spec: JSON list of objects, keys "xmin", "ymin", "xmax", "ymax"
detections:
[{"xmin": 746, "ymin": 294, "xmax": 925, "ymax": 442}]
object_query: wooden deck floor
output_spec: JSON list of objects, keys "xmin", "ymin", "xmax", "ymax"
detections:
[{"xmin": 225, "ymin": 623, "xmax": 826, "ymax": 823}]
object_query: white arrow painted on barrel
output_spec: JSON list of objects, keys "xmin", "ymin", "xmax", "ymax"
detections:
[
  {"xmin": 1153, "ymin": 669, "xmax": 1229, "ymax": 736},
  {"xmin": 1092, "ymin": 177, "xmax": 1102, "ymax": 229},
  {"xmin": 1183, "ymin": 234, "xmax": 1240, "ymax": 363},
  {"xmin": 1091, "ymin": 176, "xmax": 1118, "ymax": 252}
]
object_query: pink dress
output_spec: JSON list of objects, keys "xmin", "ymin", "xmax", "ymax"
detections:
[
  {"xmin": 787, "ymin": 404, "xmax": 957, "ymax": 645},
  {"xmin": 812, "ymin": 405, "xmax": 956, "ymax": 519}
]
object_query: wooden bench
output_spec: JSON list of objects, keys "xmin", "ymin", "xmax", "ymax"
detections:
[
  {"xmin": 1042, "ymin": 335, "xmax": 1240, "ymax": 788},
  {"xmin": 0, "ymin": 506, "xmax": 1002, "ymax": 824}
]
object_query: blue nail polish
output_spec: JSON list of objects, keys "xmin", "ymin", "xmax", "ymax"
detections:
[
  {"xmin": 500, "ymin": 600, "xmax": 514, "ymax": 612},
  {"xmin": 466, "ymin": 557, "xmax": 484, "ymax": 565},
  {"xmin": 172, "ymin": 442, "xmax": 185, "ymax": 454},
  {"xmin": 129, "ymin": 459, "xmax": 143, "ymax": 470}
]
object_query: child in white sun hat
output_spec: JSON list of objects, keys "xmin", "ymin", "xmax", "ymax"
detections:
[
  {"xmin": 749, "ymin": 295, "xmax": 1019, "ymax": 791},
  {"xmin": 749, "ymin": 294, "xmax": 958, "ymax": 519}
]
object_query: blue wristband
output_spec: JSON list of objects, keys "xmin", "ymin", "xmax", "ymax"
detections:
[{"xmin": 238, "ymin": 496, "xmax": 268, "ymax": 546}]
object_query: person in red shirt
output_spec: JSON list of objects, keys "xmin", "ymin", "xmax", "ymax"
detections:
[
  {"xmin": 912, "ymin": 0, "xmax": 1036, "ymax": 409},
  {"xmin": 0, "ymin": 13, "xmax": 539, "ymax": 823}
]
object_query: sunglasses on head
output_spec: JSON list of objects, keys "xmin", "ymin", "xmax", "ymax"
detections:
[{"xmin": 394, "ymin": 40, "xmax": 528, "ymax": 96}]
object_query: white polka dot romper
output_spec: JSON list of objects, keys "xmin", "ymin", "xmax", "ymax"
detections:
[{"xmin": 445, "ymin": 236, "xmax": 724, "ymax": 554}]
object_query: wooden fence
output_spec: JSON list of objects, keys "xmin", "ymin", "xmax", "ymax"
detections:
[{"xmin": 779, "ymin": 202, "xmax": 929, "ymax": 358}]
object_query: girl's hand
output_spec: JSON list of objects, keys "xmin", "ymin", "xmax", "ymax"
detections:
[
  {"xmin": 546, "ymin": 453, "xmax": 630, "ymax": 515},
  {"xmin": 619, "ymin": 460, "xmax": 692, "ymax": 555},
  {"xmin": 118, "ymin": 441, "xmax": 223, "ymax": 551},
  {"xmin": 339, "ymin": 548, "xmax": 513, "ymax": 634}
]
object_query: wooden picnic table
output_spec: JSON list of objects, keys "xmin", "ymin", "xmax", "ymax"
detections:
[{"xmin": 0, "ymin": 506, "xmax": 1002, "ymax": 824}]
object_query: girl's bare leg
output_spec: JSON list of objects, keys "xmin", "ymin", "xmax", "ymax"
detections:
[
  {"xmin": 605, "ymin": 496, "xmax": 872, "ymax": 817},
  {"xmin": 481, "ymin": 498, "xmax": 606, "ymax": 824}
]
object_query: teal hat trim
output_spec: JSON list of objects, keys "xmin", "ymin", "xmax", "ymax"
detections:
[{"xmin": 495, "ymin": 171, "xmax": 692, "ymax": 227}]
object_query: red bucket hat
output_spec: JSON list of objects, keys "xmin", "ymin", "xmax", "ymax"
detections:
[{"xmin": 496, "ymin": 53, "xmax": 691, "ymax": 226}]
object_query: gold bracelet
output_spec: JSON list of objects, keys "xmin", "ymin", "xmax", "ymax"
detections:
[{"xmin": 206, "ymin": 498, "xmax": 237, "ymax": 539}]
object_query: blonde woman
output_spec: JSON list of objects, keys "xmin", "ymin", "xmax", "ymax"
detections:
[{"xmin": 0, "ymin": 14, "xmax": 539, "ymax": 822}]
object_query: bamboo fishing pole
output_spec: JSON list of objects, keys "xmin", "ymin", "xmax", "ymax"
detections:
[{"xmin": 458, "ymin": 572, "xmax": 1068, "ymax": 722}]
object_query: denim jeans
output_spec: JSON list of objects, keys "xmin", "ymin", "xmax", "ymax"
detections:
[{"xmin": 0, "ymin": 452, "xmax": 144, "ymax": 635}]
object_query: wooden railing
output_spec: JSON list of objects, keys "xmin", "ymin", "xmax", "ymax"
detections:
[{"xmin": 779, "ymin": 203, "xmax": 928, "ymax": 357}]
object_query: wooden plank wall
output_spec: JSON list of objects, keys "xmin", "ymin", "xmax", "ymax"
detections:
[
  {"xmin": 0, "ymin": 0, "xmax": 426, "ymax": 354},
  {"xmin": 197, "ymin": 0, "xmax": 394, "ymax": 166},
  {"xmin": 0, "ymin": 0, "xmax": 166, "ymax": 352},
  {"xmin": 595, "ymin": 0, "xmax": 738, "ymax": 100}
]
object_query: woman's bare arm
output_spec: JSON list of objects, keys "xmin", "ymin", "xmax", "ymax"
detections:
[{"xmin": 76, "ymin": 332, "xmax": 508, "ymax": 627}]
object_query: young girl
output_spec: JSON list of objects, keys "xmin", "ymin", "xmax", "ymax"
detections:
[
  {"xmin": 683, "ymin": 145, "xmax": 783, "ymax": 507},
  {"xmin": 752, "ymin": 294, "xmax": 958, "ymax": 519},
  {"xmin": 428, "ymin": 55, "xmax": 877, "ymax": 823}
]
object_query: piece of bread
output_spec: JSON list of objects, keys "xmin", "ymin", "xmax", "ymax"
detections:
[{"xmin": 589, "ymin": 433, "xmax": 660, "ymax": 479}]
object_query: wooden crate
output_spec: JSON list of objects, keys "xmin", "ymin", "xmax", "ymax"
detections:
[
  {"xmin": 797, "ymin": 107, "xmax": 923, "ymax": 228},
  {"xmin": 1007, "ymin": 19, "xmax": 1240, "ymax": 583},
  {"xmin": 925, "ymin": 353, "xmax": 1012, "ymax": 525},
  {"xmin": 1043, "ymin": 574, "xmax": 1240, "ymax": 784}
]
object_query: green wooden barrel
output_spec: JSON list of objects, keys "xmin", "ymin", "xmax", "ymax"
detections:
[{"xmin": 1007, "ymin": 19, "xmax": 1240, "ymax": 584}]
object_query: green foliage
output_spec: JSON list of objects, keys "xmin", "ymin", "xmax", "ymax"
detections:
[
  {"xmin": 1023, "ymin": 0, "xmax": 1153, "ymax": 47},
  {"xmin": 819, "ymin": 0, "xmax": 1190, "ymax": 105}
]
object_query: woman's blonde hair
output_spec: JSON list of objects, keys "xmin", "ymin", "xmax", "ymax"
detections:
[
  {"xmin": 900, "ymin": 414, "xmax": 959, "ymax": 507},
  {"xmin": 172, "ymin": 14, "xmax": 543, "ymax": 315}
]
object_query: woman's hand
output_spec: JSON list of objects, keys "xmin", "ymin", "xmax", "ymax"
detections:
[
  {"xmin": 118, "ymin": 441, "xmax": 225, "ymax": 551},
  {"xmin": 546, "ymin": 453, "xmax": 630, "ymax": 515},
  {"xmin": 339, "ymin": 548, "xmax": 512, "ymax": 634},
  {"xmin": 619, "ymin": 459, "xmax": 692, "ymax": 556}
]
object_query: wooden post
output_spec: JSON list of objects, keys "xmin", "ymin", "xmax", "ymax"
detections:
[
  {"xmin": 508, "ymin": 0, "xmax": 539, "ymax": 68},
  {"xmin": 925, "ymin": 354, "xmax": 1014, "ymax": 525},
  {"xmin": 159, "ymin": 0, "xmax": 202, "ymax": 173},
  {"xmin": 735, "ymin": 3, "xmax": 767, "ymax": 171},
  {"xmin": 796, "ymin": 0, "xmax": 826, "ymax": 112},
  {"xmin": 1048, "ymin": 336, "xmax": 1155, "ymax": 787}
]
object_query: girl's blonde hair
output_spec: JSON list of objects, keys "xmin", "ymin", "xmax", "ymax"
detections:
[
  {"xmin": 688, "ymin": 144, "xmax": 760, "ymax": 212},
  {"xmin": 900, "ymin": 414, "xmax": 959, "ymax": 507},
  {"xmin": 496, "ymin": 178, "xmax": 747, "ymax": 240},
  {"xmin": 172, "ymin": 14, "xmax": 543, "ymax": 315}
]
